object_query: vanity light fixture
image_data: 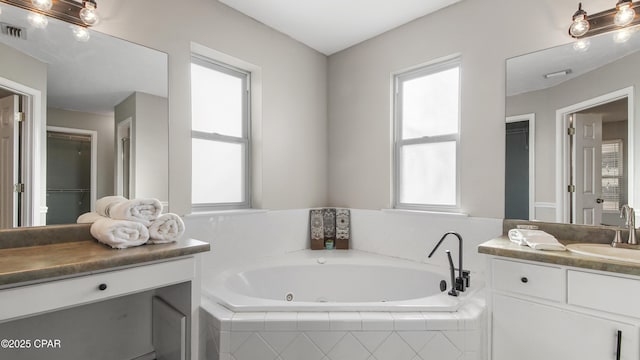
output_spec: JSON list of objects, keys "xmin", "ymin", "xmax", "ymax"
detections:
[
  {"xmin": 569, "ymin": 1, "xmax": 640, "ymax": 38},
  {"xmin": 0, "ymin": 0, "xmax": 99, "ymax": 27}
]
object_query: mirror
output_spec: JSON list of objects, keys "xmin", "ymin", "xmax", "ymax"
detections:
[
  {"xmin": 0, "ymin": 3, "xmax": 168, "ymax": 227},
  {"xmin": 505, "ymin": 30, "xmax": 640, "ymax": 226}
]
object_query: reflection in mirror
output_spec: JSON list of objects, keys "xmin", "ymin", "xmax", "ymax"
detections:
[
  {"xmin": 505, "ymin": 30, "xmax": 639, "ymax": 225},
  {"xmin": 0, "ymin": 3, "xmax": 168, "ymax": 228}
]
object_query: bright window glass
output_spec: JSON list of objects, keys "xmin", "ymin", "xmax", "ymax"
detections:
[
  {"xmin": 192, "ymin": 139, "xmax": 244, "ymax": 204},
  {"xmin": 400, "ymin": 142, "xmax": 456, "ymax": 205},
  {"xmin": 190, "ymin": 55, "xmax": 250, "ymax": 210},
  {"xmin": 402, "ymin": 67, "xmax": 459, "ymax": 139},
  {"xmin": 394, "ymin": 58, "xmax": 460, "ymax": 210},
  {"xmin": 191, "ymin": 63, "xmax": 243, "ymax": 137}
]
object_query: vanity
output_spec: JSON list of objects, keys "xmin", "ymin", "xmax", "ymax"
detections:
[
  {"xmin": 0, "ymin": 224, "xmax": 209, "ymax": 360},
  {"xmin": 480, "ymin": 220, "xmax": 640, "ymax": 360}
]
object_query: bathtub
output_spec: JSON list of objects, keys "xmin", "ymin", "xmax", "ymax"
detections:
[
  {"xmin": 201, "ymin": 250, "xmax": 487, "ymax": 360},
  {"xmin": 203, "ymin": 249, "xmax": 481, "ymax": 312}
]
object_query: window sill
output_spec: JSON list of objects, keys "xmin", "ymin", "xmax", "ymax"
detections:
[
  {"xmin": 381, "ymin": 208, "xmax": 469, "ymax": 217},
  {"xmin": 185, "ymin": 209, "xmax": 269, "ymax": 218}
]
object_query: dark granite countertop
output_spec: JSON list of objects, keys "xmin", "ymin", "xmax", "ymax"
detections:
[
  {"xmin": 0, "ymin": 224, "xmax": 210, "ymax": 288},
  {"xmin": 479, "ymin": 236, "xmax": 640, "ymax": 277}
]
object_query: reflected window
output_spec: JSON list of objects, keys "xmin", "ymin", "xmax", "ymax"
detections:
[
  {"xmin": 190, "ymin": 55, "xmax": 250, "ymax": 210},
  {"xmin": 602, "ymin": 140, "xmax": 624, "ymax": 212},
  {"xmin": 393, "ymin": 58, "xmax": 461, "ymax": 210}
]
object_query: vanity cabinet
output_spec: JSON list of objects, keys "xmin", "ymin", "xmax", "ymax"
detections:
[{"xmin": 489, "ymin": 257, "xmax": 640, "ymax": 360}]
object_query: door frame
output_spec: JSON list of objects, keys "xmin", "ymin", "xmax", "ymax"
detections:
[
  {"xmin": 506, "ymin": 113, "xmax": 536, "ymax": 220},
  {"xmin": 555, "ymin": 87, "xmax": 634, "ymax": 223},
  {"xmin": 0, "ymin": 76, "xmax": 43, "ymax": 226},
  {"xmin": 46, "ymin": 126, "xmax": 98, "ymax": 212}
]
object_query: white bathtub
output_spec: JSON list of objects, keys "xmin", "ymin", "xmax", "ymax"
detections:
[
  {"xmin": 201, "ymin": 250, "xmax": 487, "ymax": 360},
  {"xmin": 203, "ymin": 249, "xmax": 482, "ymax": 312}
]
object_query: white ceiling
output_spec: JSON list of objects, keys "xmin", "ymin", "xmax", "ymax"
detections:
[{"xmin": 218, "ymin": 0, "xmax": 462, "ymax": 55}]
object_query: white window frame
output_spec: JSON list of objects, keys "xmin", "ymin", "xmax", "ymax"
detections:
[
  {"xmin": 190, "ymin": 55, "xmax": 251, "ymax": 211},
  {"xmin": 392, "ymin": 58, "xmax": 462, "ymax": 212}
]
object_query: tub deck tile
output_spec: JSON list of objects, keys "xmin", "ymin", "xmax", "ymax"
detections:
[
  {"xmin": 359, "ymin": 312, "xmax": 394, "ymax": 331},
  {"xmin": 329, "ymin": 312, "xmax": 362, "ymax": 331},
  {"xmin": 297, "ymin": 312, "xmax": 330, "ymax": 331},
  {"xmin": 391, "ymin": 312, "xmax": 426, "ymax": 331},
  {"xmin": 265, "ymin": 312, "xmax": 298, "ymax": 331},
  {"xmin": 231, "ymin": 312, "xmax": 266, "ymax": 331}
]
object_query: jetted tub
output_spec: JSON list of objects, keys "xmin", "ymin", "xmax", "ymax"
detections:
[
  {"xmin": 201, "ymin": 250, "xmax": 486, "ymax": 360},
  {"xmin": 203, "ymin": 249, "xmax": 482, "ymax": 312}
]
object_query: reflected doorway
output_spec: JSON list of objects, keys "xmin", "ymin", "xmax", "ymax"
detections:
[
  {"xmin": 46, "ymin": 127, "xmax": 97, "ymax": 224},
  {"xmin": 558, "ymin": 90, "xmax": 631, "ymax": 226},
  {"xmin": 505, "ymin": 113, "xmax": 535, "ymax": 220}
]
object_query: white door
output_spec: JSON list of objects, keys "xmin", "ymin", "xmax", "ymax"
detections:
[
  {"xmin": 574, "ymin": 113, "xmax": 603, "ymax": 225},
  {"xmin": 0, "ymin": 95, "xmax": 18, "ymax": 228}
]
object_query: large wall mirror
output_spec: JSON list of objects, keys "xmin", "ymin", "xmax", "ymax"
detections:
[
  {"xmin": 505, "ymin": 30, "xmax": 639, "ymax": 226},
  {"xmin": 0, "ymin": 3, "xmax": 168, "ymax": 228}
]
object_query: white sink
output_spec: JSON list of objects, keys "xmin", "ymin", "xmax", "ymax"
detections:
[{"xmin": 566, "ymin": 243, "xmax": 640, "ymax": 264}]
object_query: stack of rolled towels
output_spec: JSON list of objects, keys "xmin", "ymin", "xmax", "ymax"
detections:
[{"xmin": 77, "ymin": 196, "xmax": 185, "ymax": 249}]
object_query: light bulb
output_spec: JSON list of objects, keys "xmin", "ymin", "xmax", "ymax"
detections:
[
  {"xmin": 615, "ymin": 3, "xmax": 636, "ymax": 26},
  {"xmin": 570, "ymin": 15, "xmax": 590, "ymax": 37},
  {"xmin": 79, "ymin": 1, "xmax": 99, "ymax": 26},
  {"xmin": 72, "ymin": 26, "xmax": 90, "ymax": 42},
  {"xmin": 28, "ymin": 13, "xmax": 48, "ymax": 29},
  {"xmin": 31, "ymin": 0, "xmax": 52, "ymax": 11},
  {"xmin": 569, "ymin": 3, "xmax": 590, "ymax": 38}
]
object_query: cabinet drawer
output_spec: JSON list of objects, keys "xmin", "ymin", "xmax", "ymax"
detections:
[
  {"xmin": 0, "ymin": 257, "xmax": 194, "ymax": 322},
  {"xmin": 568, "ymin": 270, "xmax": 640, "ymax": 318},
  {"xmin": 492, "ymin": 258, "xmax": 564, "ymax": 302}
]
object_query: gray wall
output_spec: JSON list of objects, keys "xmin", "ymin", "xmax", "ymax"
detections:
[
  {"xmin": 95, "ymin": 0, "xmax": 329, "ymax": 214},
  {"xmin": 115, "ymin": 92, "xmax": 169, "ymax": 203},
  {"xmin": 91, "ymin": 0, "xmax": 619, "ymax": 218},
  {"xmin": 47, "ymin": 108, "xmax": 115, "ymax": 198}
]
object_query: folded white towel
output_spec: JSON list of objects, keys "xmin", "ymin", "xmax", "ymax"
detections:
[
  {"xmin": 108, "ymin": 198, "xmax": 163, "ymax": 226},
  {"xmin": 96, "ymin": 196, "xmax": 128, "ymax": 218},
  {"xmin": 90, "ymin": 218, "xmax": 150, "ymax": 249},
  {"xmin": 508, "ymin": 229, "xmax": 566, "ymax": 251},
  {"xmin": 148, "ymin": 213, "xmax": 185, "ymax": 244},
  {"xmin": 77, "ymin": 212, "xmax": 104, "ymax": 224}
]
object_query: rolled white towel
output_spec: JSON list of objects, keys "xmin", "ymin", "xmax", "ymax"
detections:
[
  {"xmin": 90, "ymin": 218, "xmax": 149, "ymax": 249},
  {"xmin": 108, "ymin": 198, "xmax": 163, "ymax": 226},
  {"xmin": 95, "ymin": 195, "xmax": 128, "ymax": 217},
  {"xmin": 77, "ymin": 212, "xmax": 105, "ymax": 224},
  {"xmin": 148, "ymin": 213, "xmax": 185, "ymax": 244},
  {"xmin": 508, "ymin": 229, "xmax": 566, "ymax": 251}
]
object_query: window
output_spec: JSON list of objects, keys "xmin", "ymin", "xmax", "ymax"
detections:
[
  {"xmin": 393, "ymin": 58, "xmax": 461, "ymax": 210},
  {"xmin": 602, "ymin": 139, "xmax": 624, "ymax": 212},
  {"xmin": 191, "ymin": 55, "xmax": 250, "ymax": 210}
]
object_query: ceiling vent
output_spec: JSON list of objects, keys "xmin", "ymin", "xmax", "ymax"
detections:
[{"xmin": 0, "ymin": 22, "xmax": 27, "ymax": 40}]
